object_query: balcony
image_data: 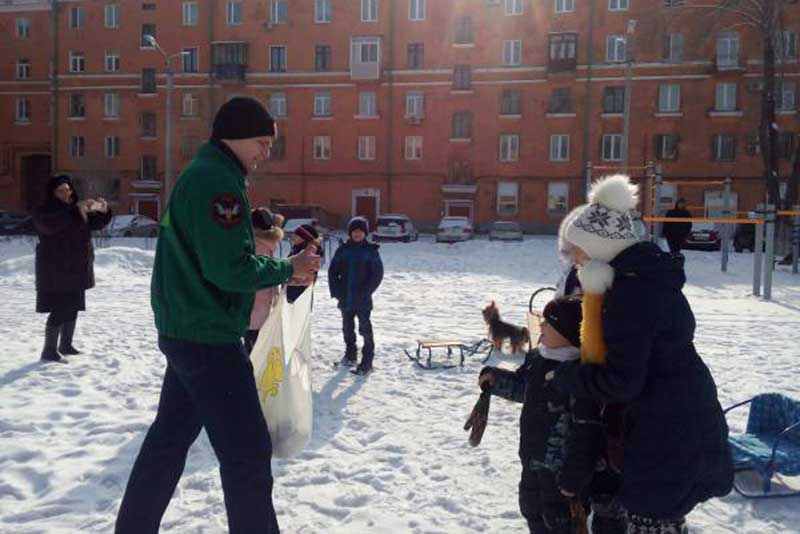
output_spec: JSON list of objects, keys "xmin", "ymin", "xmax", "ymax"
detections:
[
  {"xmin": 214, "ymin": 64, "xmax": 247, "ymax": 81},
  {"xmin": 212, "ymin": 42, "xmax": 248, "ymax": 81}
]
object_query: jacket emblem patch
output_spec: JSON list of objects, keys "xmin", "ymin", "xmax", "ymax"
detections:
[{"xmin": 211, "ymin": 193, "xmax": 243, "ymax": 228}]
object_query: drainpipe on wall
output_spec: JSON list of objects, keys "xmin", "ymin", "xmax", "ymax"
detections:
[
  {"xmin": 384, "ymin": 0, "xmax": 396, "ymax": 214},
  {"xmin": 50, "ymin": 0, "xmax": 60, "ymax": 172},
  {"xmin": 208, "ymin": 0, "xmax": 216, "ymax": 134},
  {"xmin": 580, "ymin": 0, "xmax": 596, "ymax": 201}
]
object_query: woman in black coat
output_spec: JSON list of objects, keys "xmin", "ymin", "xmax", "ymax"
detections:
[
  {"xmin": 556, "ymin": 175, "xmax": 733, "ymax": 534},
  {"xmin": 33, "ymin": 175, "xmax": 112, "ymax": 363}
]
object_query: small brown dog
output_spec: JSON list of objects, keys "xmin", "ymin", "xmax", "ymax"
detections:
[{"xmin": 482, "ymin": 301, "xmax": 530, "ymax": 354}]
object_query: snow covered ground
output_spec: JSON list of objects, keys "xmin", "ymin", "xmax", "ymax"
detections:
[{"xmin": 1, "ymin": 235, "xmax": 799, "ymax": 534}]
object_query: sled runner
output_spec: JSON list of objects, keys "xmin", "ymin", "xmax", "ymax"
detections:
[
  {"xmin": 527, "ymin": 286, "xmax": 557, "ymax": 344},
  {"xmin": 725, "ymin": 393, "xmax": 800, "ymax": 498},
  {"xmin": 404, "ymin": 338, "xmax": 494, "ymax": 370}
]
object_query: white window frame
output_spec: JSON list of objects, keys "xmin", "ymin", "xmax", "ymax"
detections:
[
  {"xmin": 358, "ymin": 136, "xmax": 376, "ymax": 160},
  {"xmin": 358, "ymin": 92, "xmax": 378, "ymax": 117},
  {"xmin": 547, "ymin": 182, "xmax": 569, "ymax": 213},
  {"xmin": 104, "ymin": 4, "xmax": 120, "ymax": 29},
  {"xmin": 69, "ymin": 7, "xmax": 84, "ymax": 30},
  {"xmin": 69, "ymin": 51, "xmax": 85, "ymax": 73},
  {"xmin": 608, "ymin": 0, "xmax": 629, "ymax": 11},
  {"xmin": 269, "ymin": 92, "xmax": 287, "ymax": 117},
  {"xmin": 270, "ymin": 45, "xmax": 288, "ymax": 72},
  {"xmin": 105, "ymin": 136, "xmax": 120, "ymax": 159},
  {"xmin": 16, "ymin": 59, "xmax": 30, "ymax": 80},
  {"xmin": 70, "ymin": 136, "xmax": 85, "ymax": 158},
  {"xmin": 226, "ymin": 1, "xmax": 242, "ymax": 26},
  {"xmin": 409, "ymin": 0, "xmax": 425, "ymax": 21},
  {"xmin": 715, "ymin": 82, "xmax": 737, "ymax": 111},
  {"xmin": 315, "ymin": 0, "xmax": 332, "ymax": 23},
  {"xmin": 183, "ymin": 2, "xmax": 199, "ymax": 26},
  {"xmin": 182, "ymin": 47, "xmax": 200, "ymax": 73},
  {"xmin": 314, "ymin": 93, "xmax": 332, "ymax": 117},
  {"xmin": 656, "ymin": 134, "xmax": 679, "ymax": 161},
  {"xmin": 712, "ymin": 134, "xmax": 736, "ymax": 161},
  {"xmin": 658, "ymin": 84, "xmax": 681, "ymax": 112},
  {"xmin": 778, "ymin": 80, "xmax": 797, "ymax": 112},
  {"xmin": 499, "ymin": 134, "xmax": 520, "ymax": 162},
  {"xmin": 503, "ymin": 40, "xmax": 522, "ymax": 66},
  {"xmin": 497, "ymin": 182, "xmax": 519, "ymax": 216},
  {"xmin": 351, "ymin": 37, "xmax": 381, "ymax": 78},
  {"xmin": 405, "ymin": 136, "xmax": 423, "ymax": 159},
  {"xmin": 406, "ymin": 92, "xmax": 425, "ymax": 118},
  {"xmin": 271, "ymin": 0, "xmax": 288, "ymax": 24},
  {"xmin": 717, "ymin": 32, "xmax": 740, "ymax": 68},
  {"xmin": 554, "ymin": 0, "xmax": 575, "ymax": 13},
  {"xmin": 104, "ymin": 93, "xmax": 120, "ymax": 118},
  {"xmin": 782, "ymin": 31, "xmax": 798, "ymax": 59},
  {"xmin": 16, "ymin": 17, "xmax": 30, "ymax": 38},
  {"xmin": 504, "ymin": 0, "xmax": 523, "ymax": 16},
  {"xmin": 182, "ymin": 93, "xmax": 200, "ymax": 116},
  {"xmin": 606, "ymin": 35, "xmax": 627, "ymax": 63},
  {"xmin": 15, "ymin": 97, "xmax": 30, "ymax": 123},
  {"xmin": 105, "ymin": 50, "xmax": 120, "ymax": 72},
  {"xmin": 602, "ymin": 134, "xmax": 624, "ymax": 161},
  {"xmin": 313, "ymin": 136, "xmax": 331, "ymax": 160},
  {"xmin": 361, "ymin": 0, "xmax": 378, "ymax": 22},
  {"xmin": 664, "ymin": 33, "xmax": 683, "ymax": 63},
  {"xmin": 549, "ymin": 134, "xmax": 570, "ymax": 162}
]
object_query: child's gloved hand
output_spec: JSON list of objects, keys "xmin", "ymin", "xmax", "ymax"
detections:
[
  {"xmin": 464, "ymin": 391, "xmax": 491, "ymax": 447},
  {"xmin": 478, "ymin": 368, "xmax": 496, "ymax": 391}
]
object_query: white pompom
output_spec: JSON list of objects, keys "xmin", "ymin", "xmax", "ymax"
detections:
[
  {"xmin": 577, "ymin": 260, "xmax": 615, "ymax": 294},
  {"xmin": 589, "ymin": 174, "xmax": 639, "ymax": 212}
]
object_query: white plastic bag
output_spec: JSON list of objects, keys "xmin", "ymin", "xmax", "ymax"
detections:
[{"xmin": 250, "ymin": 286, "xmax": 314, "ymax": 458}]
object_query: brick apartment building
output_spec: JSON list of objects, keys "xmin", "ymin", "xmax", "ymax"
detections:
[{"xmin": 1, "ymin": 0, "xmax": 798, "ymax": 231}]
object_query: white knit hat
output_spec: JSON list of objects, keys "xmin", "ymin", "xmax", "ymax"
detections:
[
  {"xmin": 557, "ymin": 204, "xmax": 585, "ymax": 265},
  {"xmin": 564, "ymin": 175, "xmax": 641, "ymax": 263}
]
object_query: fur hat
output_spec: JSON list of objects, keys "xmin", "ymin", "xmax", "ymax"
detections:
[
  {"xmin": 347, "ymin": 216, "xmax": 369, "ymax": 236},
  {"xmin": 211, "ymin": 97, "xmax": 276, "ymax": 141},
  {"xmin": 543, "ymin": 297, "xmax": 582, "ymax": 348},
  {"xmin": 251, "ymin": 208, "xmax": 285, "ymax": 240},
  {"xmin": 564, "ymin": 175, "xmax": 641, "ymax": 263}
]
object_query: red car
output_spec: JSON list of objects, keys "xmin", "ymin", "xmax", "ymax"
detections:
[{"xmin": 684, "ymin": 222, "xmax": 721, "ymax": 251}]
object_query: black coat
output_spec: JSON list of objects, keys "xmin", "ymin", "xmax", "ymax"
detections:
[
  {"xmin": 663, "ymin": 207, "xmax": 692, "ymax": 241},
  {"xmin": 328, "ymin": 240, "xmax": 383, "ymax": 311},
  {"xmin": 554, "ymin": 242, "xmax": 733, "ymax": 518},
  {"xmin": 33, "ymin": 198, "xmax": 112, "ymax": 311},
  {"xmin": 286, "ymin": 241, "xmax": 324, "ymax": 303}
]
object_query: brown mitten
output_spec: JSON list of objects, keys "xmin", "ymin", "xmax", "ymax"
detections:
[{"xmin": 463, "ymin": 391, "xmax": 491, "ymax": 447}]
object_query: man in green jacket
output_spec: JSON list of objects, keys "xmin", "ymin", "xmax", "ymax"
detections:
[{"xmin": 116, "ymin": 97, "xmax": 319, "ymax": 534}]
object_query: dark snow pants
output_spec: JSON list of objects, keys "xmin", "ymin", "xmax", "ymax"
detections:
[
  {"xmin": 115, "ymin": 336, "xmax": 279, "ymax": 534},
  {"xmin": 519, "ymin": 464, "xmax": 573, "ymax": 534},
  {"xmin": 341, "ymin": 307, "xmax": 374, "ymax": 366}
]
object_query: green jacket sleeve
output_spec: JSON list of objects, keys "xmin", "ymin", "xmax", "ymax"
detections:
[{"xmin": 185, "ymin": 182, "xmax": 293, "ymax": 293}]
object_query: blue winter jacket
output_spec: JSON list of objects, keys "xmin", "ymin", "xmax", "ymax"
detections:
[
  {"xmin": 554, "ymin": 242, "xmax": 733, "ymax": 519},
  {"xmin": 328, "ymin": 240, "xmax": 383, "ymax": 311}
]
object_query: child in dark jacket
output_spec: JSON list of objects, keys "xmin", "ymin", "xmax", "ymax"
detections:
[
  {"xmin": 328, "ymin": 216, "xmax": 383, "ymax": 375},
  {"xmin": 287, "ymin": 223, "xmax": 323, "ymax": 304},
  {"xmin": 479, "ymin": 297, "xmax": 613, "ymax": 534}
]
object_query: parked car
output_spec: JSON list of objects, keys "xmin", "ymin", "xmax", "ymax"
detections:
[
  {"xmin": 734, "ymin": 223, "xmax": 760, "ymax": 253},
  {"xmin": 283, "ymin": 218, "xmax": 327, "ymax": 239},
  {"xmin": 435, "ymin": 216, "xmax": 473, "ymax": 243},
  {"xmin": 0, "ymin": 210, "xmax": 34, "ymax": 235},
  {"xmin": 684, "ymin": 221, "xmax": 721, "ymax": 251},
  {"xmin": 373, "ymin": 214, "xmax": 419, "ymax": 242},
  {"xmin": 103, "ymin": 214, "xmax": 160, "ymax": 237},
  {"xmin": 488, "ymin": 221, "xmax": 523, "ymax": 242}
]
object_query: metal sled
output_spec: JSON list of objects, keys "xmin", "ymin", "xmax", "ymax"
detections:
[
  {"xmin": 527, "ymin": 287, "xmax": 557, "ymax": 344},
  {"xmin": 404, "ymin": 339, "xmax": 494, "ymax": 370}
]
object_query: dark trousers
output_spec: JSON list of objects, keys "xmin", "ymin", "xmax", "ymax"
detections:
[
  {"xmin": 519, "ymin": 464, "xmax": 573, "ymax": 534},
  {"xmin": 46, "ymin": 308, "xmax": 78, "ymax": 327},
  {"xmin": 666, "ymin": 236, "xmax": 684, "ymax": 254},
  {"xmin": 341, "ymin": 308, "xmax": 374, "ymax": 365},
  {"xmin": 115, "ymin": 336, "xmax": 279, "ymax": 534}
]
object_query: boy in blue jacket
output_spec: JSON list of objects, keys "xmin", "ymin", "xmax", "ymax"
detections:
[{"xmin": 328, "ymin": 217, "xmax": 383, "ymax": 375}]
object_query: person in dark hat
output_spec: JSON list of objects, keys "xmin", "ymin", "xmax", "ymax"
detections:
[
  {"xmin": 32, "ymin": 174, "xmax": 112, "ymax": 363},
  {"xmin": 116, "ymin": 97, "xmax": 320, "ymax": 534},
  {"xmin": 663, "ymin": 198, "xmax": 692, "ymax": 254}
]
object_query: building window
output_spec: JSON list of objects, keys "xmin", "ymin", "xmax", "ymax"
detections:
[
  {"xmin": 778, "ymin": 80, "xmax": 797, "ymax": 111},
  {"xmin": 778, "ymin": 131, "xmax": 796, "ymax": 159},
  {"xmin": 497, "ymin": 182, "xmax": 519, "ymax": 217},
  {"xmin": 603, "ymin": 86, "xmax": 625, "ymax": 114},
  {"xmin": 141, "ymin": 112, "xmax": 157, "ymax": 138},
  {"xmin": 452, "ymin": 111, "xmax": 472, "ymax": 139},
  {"xmin": 141, "ymin": 24, "xmax": 156, "ymax": 48},
  {"xmin": 555, "ymin": 0, "xmax": 575, "ymax": 13},
  {"xmin": 315, "ymin": 45, "xmax": 332, "ymax": 72},
  {"xmin": 313, "ymin": 136, "xmax": 331, "ymax": 159},
  {"xmin": 182, "ymin": 48, "xmax": 199, "ymax": 73},
  {"xmin": 717, "ymin": 32, "xmax": 739, "ymax": 68},
  {"xmin": 69, "ymin": 94, "xmax": 86, "ymax": 118},
  {"xmin": 361, "ymin": 0, "xmax": 378, "ymax": 21},
  {"xmin": 549, "ymin": 33, "xmax": 577, "ymax": 70},
  {"xmin": 227, "ymin": 1, "xmax": 242, "ymax": 25},
  {"xmin": 270, "ymin": 46, "xmax": 287, "ymax": 72},
  {"xmin": 500, "ymin": 89, "xmax": 521, "ymax": 115},
  {"xmin": 715, "ymin": 82, "xmax": 737, "ymax": 111},
  {"xmin": 548, "ymin": 182, "xmax": 569, "ymax": 213},
  {"xmin": 505, "ymin": 0, "xmax": 523, "ymax": 16},
  {"xmin": 406, "ymin": 92, "xmax": 424, "ymax": 118},
  {"xmin": 70, "ymin": 136, "xmax": 85, "ymax": 158},
  {"xmin": 314, "ymin": 92, "xmax": 332, "ymax": 116},
  {"xmin": 182, "ymin": 93, "xmax": 200, "ymax": 116},
  {"xmin": 781, "ymin": 31, "xmax": 798, "ymax": 60},
  {"xmin": 712, "ymin": 134, "xmax": 736, "ymax": 161},
  {"xmin": 409, "ymin": 0, "xmax": 425, "ymax": 20},
  {"xmin": 105, "ymin": 136, "xmax": 120, "ymax": 158},
  {"xmin": 105, "ymin": 50, "xmax": 120, "ymax": 72},
  {"xmin": 607, "ymin": 35, "xmax": 627, "ymax": 62},
  {"xmin": 664, "ymin": 33, "xmax": 683, "ymax": 63},
  {"xmin": 602, "ymin": 134, "xmax": 624, "ymax": 161},
  {"xmin": 142, "ymin": 68, "xmax": 157, "ymax": 93},
  {"xmin": 183, "ymin": 2, "xmax": 199, "ymax": 25},
  {"xmin": 269, "ymin": 92, "xmax": 287, "ymax": 117},
  {"xmin": 358, "ymin": 136, "xmax": 376, "ymax": 160},
  {"xmin": 609, "ymin": 0, "xmax": 629, "ymax": 10},
  {"xmin": 16, "ymin": 59, "xmax": 30, "ymax": 80},
  {"xmin": 549, "ymin": 88, "xmax": 572, "ymax": 113},
  {"xmin": 405, "ymin": 136, "xmax": 423, "ymax": 159},
  {"xmin": 351, "ymin": 37, "xmax": 380, "ymax": 78},
  {"xmin": 315, "ymin": 0, "xmax": 332, "ymax": 23},
  {"xmin": 550, "ymin": 135, "xmax": 570, "ymax": 161},
  {"xmin": 658, "ymin": 84, "xmax": 681, "ymax": 112},
  {"xmin": 503, "ymin": 40, "xmax": 522, "ymax": 66},
  {"xmin": 408, "ymin": 43, "xmax": 424, "ymax": 69},
  {"xmin": 271, "ymin": 136, "xmax": 286, "ymax": 160},
  {"xmin": 359, "ymin": 92, "xmax": 377, "ymax": 117},
  {"xmin": 453, "ymin": 65, "xmax": 471, "ymax": 90},
  {"xmin": 655, "ymin": 134, "xmax": 679, "ymax": 160},
  {"xmin": 455, "ymin": 16, "xmax": 473, "ymax": 44},
  {"xmin": 69, "ymin": 51, "xmax": 85, "ymax": 73},
  {"xmin": 140, "ymin": 156, "xmax": 158, "ymax": 180},
  {"xmin": 69, "ymin": 7, "xmax": 85, "ymax": 29},
  {"xmin": 104, "ymin": 4, "xmax": 120, "ymax": 29},
  {"xmin": 499, "ymin": 134, "xmax": 520, "ymax": 162},
  {"xmin": 16, "ymin": 98, "xmax": 31, "ymax": 123},
  {"xmin": 16, "ymin": 17, "xmax": 30, "ymax": 38},
  {"xmin": 104, "ymin": 93, "xmax": 120, "ymax": 118},
  {"xmin": 270, "ymin": 0, "xmax": 288, "ymax": 24}
]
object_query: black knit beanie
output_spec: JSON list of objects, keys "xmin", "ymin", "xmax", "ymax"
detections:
[
  {"xmin": 251, "ymin": 207, "xmax": 276, "ymax": 231},
  {"xmin": 543, "ymin": 297, "xmax": 582, "ymax": 348},
  {"xmin": 211, "ymin": 97, "xmax": 276, "ymax": 140},
  {"xmin": 347, "ymin": 216, "xmax": 369, "ymax": 236}
]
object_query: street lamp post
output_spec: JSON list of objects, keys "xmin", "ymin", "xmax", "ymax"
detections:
[{"xmin": 622, "ymin": 19, "xmax": 637, "ymax": 175}]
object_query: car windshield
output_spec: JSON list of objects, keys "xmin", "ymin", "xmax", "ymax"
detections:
[
  {"xmin": 439, "ymin": 217, "xmax": 469, "ymax": 228},
  {"xmin": 493, "ymin": 222, "xmax": 519, "ymax": 231},
  {"xmin": 377, "ymin": 217, "xmax": 406, "ymax": 225}
]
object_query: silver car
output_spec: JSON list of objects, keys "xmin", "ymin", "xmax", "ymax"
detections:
[
  {"xmin": 103, "ymin": 214, "xmax": 160, "ymax": 237},
  {"xmin": 489, "ymin": 221, "xmax": 523, "ymax": 241},
  {"xmin": 435, "ymin": 216, "xmax": 474, "ymax": 243},
  {"xmin": 374, "ymin": 214, "xmax": 419, "ymax": 242}
]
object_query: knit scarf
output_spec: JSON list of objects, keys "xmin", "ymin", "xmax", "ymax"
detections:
[{"xmin": 539, "ymin": 344, "xmax": 580, "ymax": 362}]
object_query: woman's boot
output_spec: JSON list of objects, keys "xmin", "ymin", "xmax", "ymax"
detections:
[
  {"xmin": 58, "ymin": 320, "xmax": 81, "ymax": 355},
  {"xmin": 41, "ymin": 325, "xmax": 67, "ymax": 363}
]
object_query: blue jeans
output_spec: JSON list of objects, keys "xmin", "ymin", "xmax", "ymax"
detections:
[{"xmin": 115, "ymin": 336, "xmax": 279, "ymax": 534}]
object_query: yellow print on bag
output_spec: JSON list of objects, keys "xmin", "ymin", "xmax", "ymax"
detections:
[{"xmin": 258, "ymin": 347, "xmax": 283, "ymax": 401}]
